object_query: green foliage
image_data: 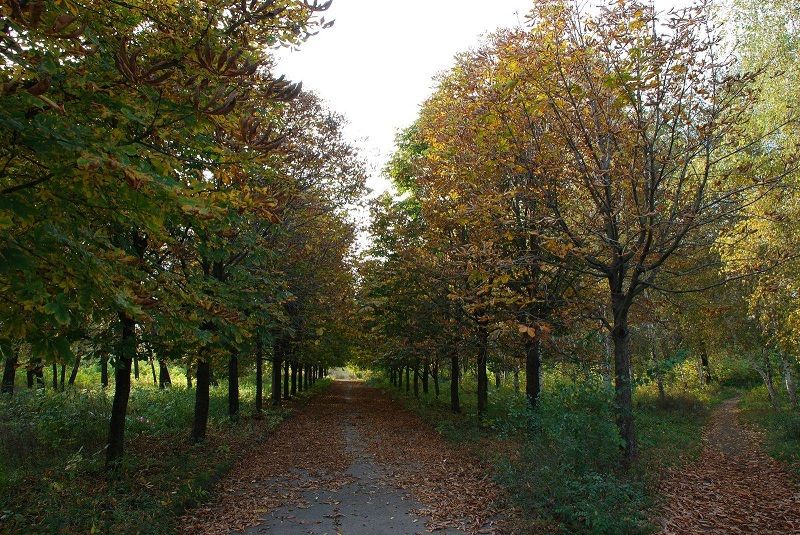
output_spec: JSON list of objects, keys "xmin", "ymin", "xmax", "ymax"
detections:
[
  {"xmin": 740, "ymin": 385, "xmax": 800, "ymax": 467},
  {"xmin": 497, "ymin": 380, "xmax": 651, "ymax": 534},
  {"xmin": 0, "ymin": 372, "xmax": 331, "ymax": 533}
]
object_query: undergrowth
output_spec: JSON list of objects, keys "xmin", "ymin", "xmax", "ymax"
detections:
[
  {"xmin": 372, "ymin": 368, "xmax": 715, "ymax": 534},
  {"xmin": 0, "ymin": 369, "xmax": 330, "ymax": 534}
]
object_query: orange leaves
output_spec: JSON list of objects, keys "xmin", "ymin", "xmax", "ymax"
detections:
[{"xmin": 517, "ymin": 322, "xmax": 552, "ymax": 339}]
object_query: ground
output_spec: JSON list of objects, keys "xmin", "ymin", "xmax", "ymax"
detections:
[
  {"xmin": 180, "ymin": 381, "xmax": 506, "ymax": 535},
  {"xmin": 659, "ymin": 397, "xmax": 800, "ymax": 534}
]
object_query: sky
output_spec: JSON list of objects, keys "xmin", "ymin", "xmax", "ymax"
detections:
[{"xmin": 275, "ymin": 0, "xmax": 533, "ymax": 199}]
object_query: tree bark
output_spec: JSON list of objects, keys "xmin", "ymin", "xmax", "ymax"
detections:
[
  {"xmin": 271, "ymin": 342, "xmax": 282, "ymax": 407},
  {"xmin": 450, "ymin": 353, "xmax": 460, "ymax": 414},
  {"xmin": 228, "ymin": 350, "xmax": 239, "ymax": 420},
  {"xmin": 68, "ymin": 354, "xmax": 81, "ymax": 386},
  {"xmin": 495, "ymin": 371, "xmax": 501, "ymax": 389},
  {"xmin": 513, "ymin": 367, "xmax": 520, "ymax": 393},
  {"xmin": 133, "ymin": 350, "xmax": 139, "ymax": 381},
  {"xmin": 781, "ymin": 354, "xmax": 797, "ymax": 407},
  {"xmin": 413, "ymin": 363, "xmax": 419, "ymax": 397},
  {"xmin": 298, "ymin": 363, "xmax": 304, "ymax": 392},
  {"xmin": 191, "ymin": 360, "xmax": 210, "ymax": 443},
  {"xmin": 60, "ymin": 363, "xmax": 66, "ymax": 391},
  {"xmin": 149, "ymin": 354, "xmax": 157, "ymax": 385},
  {"xmin": 283, "ymin": 358, "xmax": 290, "ymax": 400},
  {"xmin": 28, "ymin": 358, "xmax": 44, "ymax": 389},
  {"xmin": 185, "ymin": 364, "xmax": 192, "ymax": 389},
  {"xmin": 52, "ymin": 363, "xmax": 58, "ymax": 389},
  {"xmin": 106, "ymin": 312, "xmax": 135, "ymax": 468},
  {"xmin": 290, "ymin": 361, "xmax": 297, "ymax": 396},
  {"xmin": 525, "ymin": 336, "xmax": 541, "ymax": 408},
  {"xmin": 405, "ymin": 366, "xmax": 410, "ymax": 393},
  {"xmin": 422, "ymin": 362, "xmax": 429, "ymax": 394},
  {"xmin": 255, "ymin": 337, "xmax": 263, "ymax": 414},
  {"xmin": 101, "ymin": 354, "xmax": 109, "ymax": 388},
  {"xmin": 611, "ymin": 300, "xmax": 637, "ymax": 465},
  {"xmin": 477, "ymin": 324, "xmax": 489, "ymax": 415},
  {"xmin": 432, "ymin": 361, "xmax": 440, "ymax": 397},
  {"xmin": 700, "ymin": 344, "xmax": 713, "ymax": 385},
  {"xmin": 158, "ymin": 359, "xmax": 171, "ymax": 389},
  {"xmin": 1, "ymin": 353, "xmax": 16, "ymax": 394}
]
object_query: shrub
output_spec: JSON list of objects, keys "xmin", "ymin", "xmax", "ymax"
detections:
[{"xmin": 498, "ymin": 380, "xmax": 651, "ymax": 534}]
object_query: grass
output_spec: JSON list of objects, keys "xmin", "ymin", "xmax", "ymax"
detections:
[
  {"xmin": 0, "ymin": 366, "xmax": 330, "ymax": 534},
  {"xmin": 370, "ymin": 366, "xmax": 720, "ymax": 534},
  {"xmin": 738, "ymin": 384, "xmax": 800, "ymax": 471}
]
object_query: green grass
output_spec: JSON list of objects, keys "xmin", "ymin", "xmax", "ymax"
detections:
[
  {"xmin": 739, "ymin": 384, "xmax": 800, "ymax": 471},
  {"xmin": 0, "ymin": 368, "xmax": 330, "ymax": 534},
  {"xmin": 371, "ymin": 368, "xmax": 718, "ymax": 534}
]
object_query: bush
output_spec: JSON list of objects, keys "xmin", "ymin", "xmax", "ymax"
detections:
[{"xmin": 498, "ymin": 379, "xmax": 651, "ymax": 534}]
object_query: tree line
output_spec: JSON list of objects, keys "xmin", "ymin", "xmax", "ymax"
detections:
[
  {"xmin": 358, "ymin": 0, "xmax": 800, "ymax": 466},
  {"xmin": 0, "ymin": 0, "xmax": 365, "ymax": 469}
]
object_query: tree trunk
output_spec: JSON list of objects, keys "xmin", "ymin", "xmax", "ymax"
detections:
[
  {"xmin": 477, "ymin": 325, "xmax": 489, "ymax": 416},
  {"xmin": 59, "ymin": 363, "xmax": 65, "ymax": 391},
  {"xmin": 298, "ymin": 364, "xmax": 304, "ymax": 392},
  {"xmin": 101, "ymin": 354, "xmax": 109, "ymax": 388},
  {"xmin": 158, "ymin": 359, "xmax": 171, "ymax": 389},
  {"xmin": 450, "ymin": 353, "xmax": 460, "ymax": 413},
  {"xmin": 513, "ymin": 367, "xmax": 520, "ymax": 393},
  {"xmin": 422, "ymin": 362, "xmax": 429, "ymax": 394},
  {"xmin": 107, "ymin": 312, "xmax": 135, "ymax": 468},
  {"xmin": 758, "ymin": 349, "xmax": 779, "ymax": 407},
  {"xmin": 611, "ymin": 301, "xmax": 637, "ymax": 465},
  {"xmin": 68, "ymin": 354, "xmax": 81, "ymax": 386},
  {"xmin": 52, "ymin": 363, "xmax": 57, "ymax": 389},
  {"xmin": 781, "ymin": 354, "xmax": 797, "ymax": 407},
  {"xmin": 304, "ymin": 365, "xmax": 309, "ymax": 390},
  {"xmin": 149, "ymin": 354, "xmax": 157, "ymax": 385},
  {"xmin": 255, "ymin": 337, "xmax": 263, "ymax": 414},
  {"xmin": 133, "ymin": 350, "xmax": 139, "ymax": 381},
  {"xmin": 228, "ymin": 350, "xmax": 239, "ymax": 420},
  {"xmin": 432, "ymin": 361, "xmax": 440, "ymax": 397},
  {"xmin": 602, "ymin": 331, "xmax": 613, "ymax": 390},
  {"xmin": 413, "ymin": 363, "xmax": 419, "ymax": 397},
  {"xmin": 283, "ymin": 358, "xmax": 290, "ymax": 400},
  {"xmin": 271, "ymin": 343, "xmax": 282, "ymax": 407},
  {"xmin": 191, "ymin": 360, "xmax": 210, "ymax": 443},
  {"xmin": 185, "ymin": 364, "xmax": 192, "ymax": 389},
  {"xmin": 397, "ymin": 366, "xmax": 402, "ymax": 389},
  {"xmin": 700, "ymin": 344, "xmax": 713, "ymax": 385},
  {"xmin": 405, "ymin": 366, "xmax": 410, "ymax": 393},
  {"xmin": 1, "ymin": 353, "xmax": 17, "ymax": 395},
  {"xmin": 495, "ymin": 371, "xmax": 501, "ymax": 389},
  {"xmin": 291, "ymin": 361, "xmax": 298, "ymax": 396},
  {"xmin": 29, "ymin": 358, "xmax": 44, "ymax": 389},
  {"xmin": 525, "ymin": 336, "xmax": 541, "ymax": 408}
]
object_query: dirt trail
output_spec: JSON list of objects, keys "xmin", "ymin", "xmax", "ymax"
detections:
[
  {"xmin": 180, "ymin": 381, "xmax": 504, "ymax": 535},
  {"xmin": 659, "ymin": 397, "xmax": 800, "ymax": 534}
]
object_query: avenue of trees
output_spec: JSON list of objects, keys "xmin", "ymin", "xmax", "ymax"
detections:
[
  {"xmin": 359, "ymin": 0, "xmax": 800, "ymax": 465},
  {"xmin": 0, "ymin": 0, "xmax": 365, "ymax": 468}
]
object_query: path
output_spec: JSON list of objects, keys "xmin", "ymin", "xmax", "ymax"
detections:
[
  {"xmin": 659, "ymin": 397, "xmax": 800, "ymax": 534},
  {"xmin": 180, "ymin": 381, "xmax": 505, "ymax": 535}
]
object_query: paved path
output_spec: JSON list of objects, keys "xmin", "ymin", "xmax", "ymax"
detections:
[
  {"xmin": 659, "ymin": 398, "xmax": 800, "ymax": 534},
  {"xmin": 181, "ymin": 381, "xmax": 503, "ymax": 535}
]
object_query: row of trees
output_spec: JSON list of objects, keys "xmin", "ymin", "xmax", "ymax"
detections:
[
  {"xmin": 359, "ymin": 0, "xmax": 799, "ymax": 465},
  {"xmin": 0, "ymin": 0, "xmax": 365, "ymax": 468}
]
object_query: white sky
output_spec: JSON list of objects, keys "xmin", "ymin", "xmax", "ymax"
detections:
[
  {"xmin": 276, "ymin": 1, "xmax": 532, "ymax": 198},
  {"xmin": 276, "ymin": 0, "xmax": 686, "ymax": 208}
]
